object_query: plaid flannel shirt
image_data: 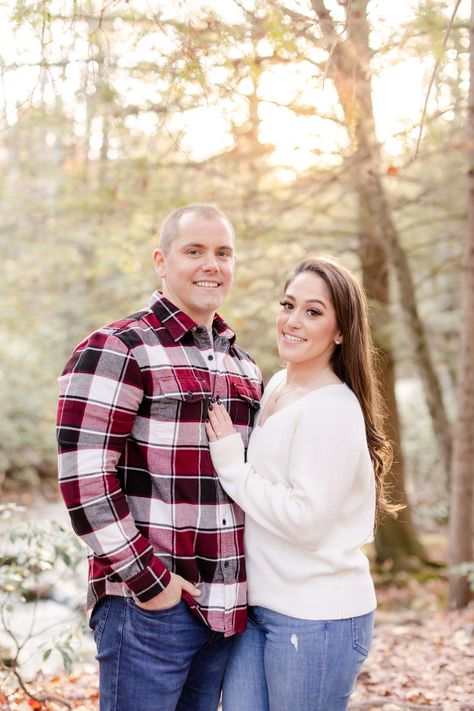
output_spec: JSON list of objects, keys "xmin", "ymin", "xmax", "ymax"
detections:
[{"xmin": 57, "ymin": 292, "xmax": 262, "ymax": 636}]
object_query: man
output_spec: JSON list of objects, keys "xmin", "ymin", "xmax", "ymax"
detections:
[{"xmin": 56, "ymin": 204, "xmax": 262, "ymax": 711}]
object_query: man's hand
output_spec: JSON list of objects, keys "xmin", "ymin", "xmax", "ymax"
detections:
[
  {"xmin": 205, "ymin": 402, "xmax": 237, "ymax": 442},
  {"xmin": 134, "ymin": 572, "xmax": 201, "ymax": 611}
]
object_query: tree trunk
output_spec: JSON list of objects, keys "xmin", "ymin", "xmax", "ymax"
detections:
[
  {"xmin": 358, "ymin": 197, "xmax": 427, "ymax": 565},
  {"xmin": 310, "ymin": 0, "xmax": 444, "ymax": 563},
  {"xmin": 357, "ymin": 193, "xmax": 427, "ymax": 564},
  {"xmin": 447, "ymin": 0, "xmax": 474, "ymax": 609}
]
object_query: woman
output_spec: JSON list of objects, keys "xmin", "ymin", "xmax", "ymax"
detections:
[{"xmin": 205, "ymin": 257, "xmax": 394, "ymax": 711}]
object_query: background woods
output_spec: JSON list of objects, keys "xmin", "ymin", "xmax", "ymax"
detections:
[{"xmin": 0, "ymin": 1, "xmax": 473, "ymax": 703}]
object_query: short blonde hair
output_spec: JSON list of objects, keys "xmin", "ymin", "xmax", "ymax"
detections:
[{"xmin": 159, "ymin": 204, "xmax": 235, "ymax": 254}]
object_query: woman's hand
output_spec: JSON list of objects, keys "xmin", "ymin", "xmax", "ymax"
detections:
[{"xmin": 205, "ymin": 401, "xmax": 237, "ymax": 442}]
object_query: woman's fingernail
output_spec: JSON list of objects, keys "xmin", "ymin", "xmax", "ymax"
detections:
[
  {"xmin": 205, "ymin": 418, "xmax": 209, "ymax": 423},
  {"xmin": 208, "ymin": 404, "xmax": 213, "ymax": 411}
]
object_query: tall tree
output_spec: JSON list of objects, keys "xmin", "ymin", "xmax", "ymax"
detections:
[
  {"xmin": 448, "ymin": 0, "xmax": 474, "ymax": 609},
  {"xmin": 304, "ymin": 0, "xmax": 431, "ymax": 563}
]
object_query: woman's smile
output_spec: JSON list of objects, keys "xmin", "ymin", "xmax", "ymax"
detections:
[{"xmin": 281, "ymin": 331, "xmax": 307, "ymax": 344}]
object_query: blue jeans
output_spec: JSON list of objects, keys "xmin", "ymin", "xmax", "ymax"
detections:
[
  {"xmin": 90, "ymin": 596, "xmax": 234, "ymax": 711},
  {"xmin": 222, "ymin": 606, "xmax": 374, "ymax": 711}
]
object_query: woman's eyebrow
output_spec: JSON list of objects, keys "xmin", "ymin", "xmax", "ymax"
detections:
[
  {"xmin": 305, "ymin": 299, "xmax": 327, "ymax": 308},
  {"xmin": 284, "ymin": 293, "xmax": 327, "ymax": 308}
]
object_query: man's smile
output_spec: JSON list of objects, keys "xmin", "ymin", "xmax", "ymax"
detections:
[{"xmin": 194, "ymin": 280, "xmax": 221, "ymax": 288}]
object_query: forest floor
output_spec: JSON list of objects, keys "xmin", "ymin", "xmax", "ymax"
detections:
[
  {"xmin": 0, "ymin": 503, "xmax": 473, "ymax": 711},
  {"xmin": 1, "ymin": 575, "xmax": 472, "ymax": 711}
]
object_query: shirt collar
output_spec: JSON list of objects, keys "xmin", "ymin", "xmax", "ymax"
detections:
[{"xmin": 148, "ymin": 291, "xmax": 236, "ymax": 345}]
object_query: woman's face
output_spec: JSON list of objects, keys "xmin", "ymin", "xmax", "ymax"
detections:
[{"xmin": 276, "ymin": 271, "xmax": 342, "ymax": 368}]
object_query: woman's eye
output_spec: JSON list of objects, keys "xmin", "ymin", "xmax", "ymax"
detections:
[
  {"xmin": 279, "ymin": 300, "xmax": 293, "ymax": 310},
  {"xmin": 307, "ymin": 309, "xmax": 321, "ymax": 317}
]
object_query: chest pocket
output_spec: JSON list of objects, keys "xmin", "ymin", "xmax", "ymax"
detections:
[
  {"xmin": 152, "ymin": 376, "xmax": 211, "ymax": 421},
  {"xmin": 229, "ymin": 380, "xmax": 261, "ymax": 431}
]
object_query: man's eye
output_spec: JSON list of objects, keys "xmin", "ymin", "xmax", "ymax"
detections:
[
  {"xmin": 187, "ymin": 250, "xmax": 200, "ymax": 256},
  {"xmin": 218, "ymin": 251, "xmax": 232, "ymax": 257}
]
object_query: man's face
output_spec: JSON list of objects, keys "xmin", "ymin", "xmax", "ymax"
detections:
[{"xmin": 153, "ymin": 214, "xmax": 235, "ymax": 327}]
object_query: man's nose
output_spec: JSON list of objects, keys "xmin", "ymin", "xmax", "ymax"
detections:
[{"xmin": 202, "ymin": 254, "xmax": 219, "ymax": 271}]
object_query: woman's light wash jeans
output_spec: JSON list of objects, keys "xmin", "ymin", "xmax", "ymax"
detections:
[{"xmin": 222, "ymin": 605, "xmax": 374, "ymax": 711}]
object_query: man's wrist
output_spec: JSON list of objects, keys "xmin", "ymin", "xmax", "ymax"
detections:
[{"xmin": 124, "ymin": 557, "xmax": 172, "ymax": 602}]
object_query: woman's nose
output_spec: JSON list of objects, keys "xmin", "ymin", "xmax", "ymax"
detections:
[{"xmin": 286, "ymin": 311, "xmax": 302, "ymax": 328}]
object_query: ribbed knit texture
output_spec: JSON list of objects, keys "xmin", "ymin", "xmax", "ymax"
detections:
[{"xmin": 209, "ymin": 369, "xmax": 377, "ymax": 620}]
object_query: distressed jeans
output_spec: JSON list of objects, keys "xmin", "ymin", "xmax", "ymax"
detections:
[
  {"xmin": 222, "ymin": 605, "xmax": 374, "ymax": 711},
  {"xmin": 90, "ymin": 596, "xmax": 234, "ymax": 711}
]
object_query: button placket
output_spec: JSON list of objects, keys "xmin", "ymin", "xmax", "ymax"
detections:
[
  {"xmin": 211, "ymin": 347, "xmax": 228, "ymax": 405},
  {"xmin": 219, "ymin": 503, "xmax": 234, "ymax": 585}
]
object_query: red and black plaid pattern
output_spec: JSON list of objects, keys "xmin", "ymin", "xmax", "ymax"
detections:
[{"xmin": 57, "ymin": 292, "xmax": 262, "ymax": 636}]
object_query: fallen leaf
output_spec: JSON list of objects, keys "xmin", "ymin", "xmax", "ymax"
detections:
[{"xmin": 27, "ymin": 700, "xmax": 43, "ymax": 710}]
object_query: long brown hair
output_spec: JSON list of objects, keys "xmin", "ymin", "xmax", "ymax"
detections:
[{"xmin": 285, "ymin": 257, "xmax": 396, "ymax": 521}]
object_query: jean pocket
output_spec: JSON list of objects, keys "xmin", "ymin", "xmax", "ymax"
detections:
[
  {"xmin": 351, "ymin": 612, "xmax": 374, "ymax": 657},
  {"xmin": 128, "ymin": 597, "xmax": 183, "ymax": 618},
  {"xmin": 90, "ymin": 596, "xmax": 112, "ymax": 651}
]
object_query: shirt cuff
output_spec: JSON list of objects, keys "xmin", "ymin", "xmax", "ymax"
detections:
[
  {"xmin": 123, "ymin": 555, "xmax": 172, "ymax": 602},
  {"xmin": 209, "ymin": 432, "xmax": 245, "ymax": 478}
]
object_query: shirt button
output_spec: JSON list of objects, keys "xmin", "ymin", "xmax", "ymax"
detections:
[
  {"xmin": 224, "ymin": 561, "xmax": 229, "ymax": 568},
  {"xmin": 208, "ymin": 354, "xmax": 214, "ymax": 360},
  {"xmin": 222, "ymin": 519, "xmax": 226, "ymax": 525}
]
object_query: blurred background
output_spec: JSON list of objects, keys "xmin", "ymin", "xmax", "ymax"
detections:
[{"xmin": 1, "ymin": 0, "xmax": 467, "ymax": 552}]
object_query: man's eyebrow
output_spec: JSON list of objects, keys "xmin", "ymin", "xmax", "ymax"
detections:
[{"xmin": 181, "ymin": 242, "xmax": 234, "ymax": 251}]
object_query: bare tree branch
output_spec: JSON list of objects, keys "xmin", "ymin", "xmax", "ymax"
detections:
[{"xmin": 415, "ymin": 0, "xmax": 463, "ymax": 157}]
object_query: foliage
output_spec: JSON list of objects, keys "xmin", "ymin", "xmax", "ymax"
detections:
[
  {"xmin": 0, "ymin": 504, "xmax": 87, "ymax": 706},
  {"xmin": 0, "ymin": 504, "xmax": 84, "ymax": 594},
  {"xmin": 0, "ymin": 0, "xmax": 470, "ymax": 532}
]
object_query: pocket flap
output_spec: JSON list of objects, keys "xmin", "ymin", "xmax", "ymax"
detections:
[
  {"xmin": 232, "ymin": 381, "xmax": 261, "ymax": 409},
  {"xmin": 158, "ymin": 376, "xmax": 210, "ymax": 402}
]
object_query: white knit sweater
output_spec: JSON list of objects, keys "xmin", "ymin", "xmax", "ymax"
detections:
[{"xmin": 209, "ymin": 370, "xmax": 377, "ymax": 620}]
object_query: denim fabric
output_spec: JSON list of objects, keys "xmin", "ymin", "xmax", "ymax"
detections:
[
  {"xmin": 90, "ymin": 596, "xmax": 234, "ymax": 711},
  {"xmin": 222, "ymin": 605, "xmax": 374, "ymax": 711}
]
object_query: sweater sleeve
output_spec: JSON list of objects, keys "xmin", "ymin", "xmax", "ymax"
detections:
[{"xmin": 209, "ymin": 391, "xmax": 366, "ymax": 550}]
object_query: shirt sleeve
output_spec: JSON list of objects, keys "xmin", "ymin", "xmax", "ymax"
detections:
[
  {"xmin": 209, "ymin": 393, "xmax": 365, "ymax": 550},
  {"xmin": 56, "ymin": 329, "xmax": 171, "ymax": 601}
]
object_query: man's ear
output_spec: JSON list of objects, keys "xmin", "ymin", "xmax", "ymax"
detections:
[{"xmin": 153, "ymin": 248, "xmax": 166, "ymax": 279}]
